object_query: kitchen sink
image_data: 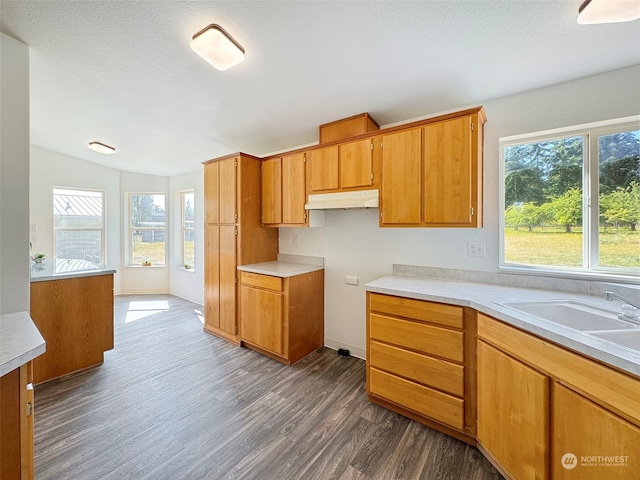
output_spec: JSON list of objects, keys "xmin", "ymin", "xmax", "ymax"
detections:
[
  {"xmin": 496, "ymin": 300, "xmax": 638, "ymax": 331},
  {"xmin": 587, "ymin": 330, "xmax": 640, "ymax": 353}
]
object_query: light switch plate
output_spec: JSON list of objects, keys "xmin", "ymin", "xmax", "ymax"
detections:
[{"xmin": 468, "ymin": 241, "xmax": 486, "ymax": 257}]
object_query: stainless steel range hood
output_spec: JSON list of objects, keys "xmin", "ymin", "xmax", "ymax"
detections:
[{"xmin": 304, "ymin": 189, "xmax": 379, "ymax": 210}]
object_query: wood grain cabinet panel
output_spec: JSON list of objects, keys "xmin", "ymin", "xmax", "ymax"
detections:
[
  {"xmin": 261, "ymin": 158, "xmax": 282, "ymax": 225},
  {"xmin": 309, "ymin": 146, "xmax": 339, "ymax": 192},
  {"xmin": 477, "ymin": 313, "xmax": 640, "ymax": 480},
  {"xmin": 552, "ymin": 383, "xmax": 640, "ymax": 480},
  {"xmin": 369, "ymin": 367, "xmax": 464, "ymax": 430},
  {"xmin": 423, "ymin": 115, "xmax": 473, "ymax": 225},
  {"xmin": 369, "ymin": 313, "xmax": 463, "ymax": 362},
  {"xmin": 366, "ymin": 292, "xmax": 475, "ymax": 444},
  {"xmin": 1, "ymin": 362, "xmax": 35, "ymax": 480},
  {"xmin": 261, "ymin": 152, "xmax": 307, "ymax": 227},
  {"xmin": 339, "ymin": 138, "xmax": 374, "ymax": 189},
  {"xmin": 30, "ymin": 274, "xmax": 114, "ymax": 384},
  {"xmin": 281, "ymin": 153, "xmax": 307, "ymax": 225},
  {"xmin": 477, "ymin": 340, "xmax": 549, "ymax": 480},
  {"xmin": 380, "ymin": 128, "xmax": 422, "ymax": 225},
  {"xmin": 239, "ymin": 270, "xmax": 324, "ymax": 365},
  {"xmin": 380, "ymin": 108, "xmax": 484, "ymax": 228},
  {"xmin": 203, "ymin": 153, "xmax": 278, "ymax": 344}
]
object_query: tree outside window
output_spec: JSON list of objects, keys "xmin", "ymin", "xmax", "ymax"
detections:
[
  {"xmin": 501, "ymin": 119, "xmax": 639, "ymax": 276},
  {"xmin": 130, "ymin": 193, "xmax": 166, "ymax": 266}
]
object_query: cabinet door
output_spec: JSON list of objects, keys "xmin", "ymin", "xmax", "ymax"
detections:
[
  {"xmin": 339, "ymin": 138, "xmax": 373, "ymax": 189},
  {"xmin": 477, "ymin": 341, "xmax": 549, "ymax": 480},
  {"xmin": 219, "ymin": 157, "xmax": 237, "ymax": 224},
  {"xmin": 219, "ymin": 225, "xmax": 237, "ymax": 335},
  {"xmin": 552, "ymin": 383, "xmax": 640, "ymax": 479},
  {"xmin": 380, "ymin": 128, "xmax": 421, "ymax": 225},
  {"xmin": 282, "ymin": 152, "xmax": 306, "ymax": 225},
  {"xmin": 423, "ymin": 116, "xmax": 472, "ymax": 224},
  {"xmin": 309, "ymin": 145, "xmax": 339, "ymax": 192},
  {"xmin": 261, "ymin": 158, "xmax": 282, "ymax": 225},
  {"xmin": 204, "ymin": 224, "xmax": 220, "ymax": 330},
  {"xmin": 240, "ymin": 285, "xmax": 283, "ymax": 355},
  {"xmin": 204, "ymin": 162, "xmax": 219, "ymax": 224}
]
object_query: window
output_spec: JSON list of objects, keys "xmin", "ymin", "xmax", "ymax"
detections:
[
  {"xmin": 53, "ymin": 188, "xmax": 105, "ymax": 265},
  {"xmin": 500, "ymin": 116, "xmax": 640, "ymax": 277},
  {"xmin": 181, "ymin": 190, "xmax": 195, "ymax": 269},
  {"xmin": 129, "ymin": 193, "xmax": 166, "ymax": 266}
]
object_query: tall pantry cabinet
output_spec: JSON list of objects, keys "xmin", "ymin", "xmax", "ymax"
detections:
[{"xmin": 203, "ymin": 153, "xmax": 278, "ymax": 344}]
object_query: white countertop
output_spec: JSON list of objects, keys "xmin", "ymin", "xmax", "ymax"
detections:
[
  {"xmin": 238, "ymin": 261, "xmax": 324, "ymax": 278},
  {"xmin": 0, "ymin": 311, "xmax": 46, "ymax": 377},
  {"xmin": 365, "ymin": 274, "xmax": 640, "ymax": 377},
  {"xmin": 30, "ymin": 258, "xmax": 116, "ymax": 282}
]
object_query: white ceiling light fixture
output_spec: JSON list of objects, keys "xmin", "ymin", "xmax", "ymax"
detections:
[
  {"xmin": 88, "ymin": 141, "xmax": 116, "ymax": 154},
  {"xmin": 190, "ymin": 24, "xmax": 245, "ymax": 71},
  {"xmin": 577, "ymin": 0, "xmax": 640, "ymax": 24}
]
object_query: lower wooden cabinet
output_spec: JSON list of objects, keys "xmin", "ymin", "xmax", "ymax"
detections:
[
  {"xmin": 1, "ymin": 362, "xmax": 34, "ymax": 480},
  {"xmin": 477, "ymin": 313, "xmax": 640, "ymax": 480},
  {"xmin": 366, "ymin": 292, "xmax": 476, "ymax": 443},
  {"xmin": 552, "ymin": 383, "xmax": 640, "ymax": 480},
  {"xmin": 30, "ymin": 273, "xmax": 114, "ymax": 384},
  {"xmin": 239, "ymin": 269, "xmax": 324, "ymax": 365},
  {"xmin": 477, "ymin": 341, "xmax": 549, "ymax": 480}
]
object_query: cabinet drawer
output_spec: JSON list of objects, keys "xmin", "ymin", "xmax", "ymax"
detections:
[
  {"xmin": 370, "ymin": 367, "xmax": 464, "ymax": 430},
  {"xmin": 239, "ymin": 271, "xmax": 282, "ymax": 292},
  {"xmin": 370, "ymin": 313, "xmax": 463, "ymax": 362},
  {"xmin": 370, "ymin": 293, "xmax": 463, "ymax": 329},
  {"xmin": 370, "ymin": 341, "xmax": 464, "ymax": 396}
]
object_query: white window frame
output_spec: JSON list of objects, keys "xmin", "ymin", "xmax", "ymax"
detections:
[
  {"xmin": 499, "ymin": 115, "xmax": 640, "ymax": 280},
  {"xmin": 127, "ymin": 192, "xmax": 167, "ymax": 267},
  {"xmin": 53, "ymin": 187, "xmax": 106, "ymax": 265},
  {"xmin": 179, "ymin": 190, "xmax": 195, "ymax": 270}
]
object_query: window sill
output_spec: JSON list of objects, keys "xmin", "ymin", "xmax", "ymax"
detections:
[
  {"xmin": 499, "ymin": 264, "xmax": 640, "ymax": 284},
  {"xmin": 126, "ymin": 264, "xmax": 166, "ymax": 268}
]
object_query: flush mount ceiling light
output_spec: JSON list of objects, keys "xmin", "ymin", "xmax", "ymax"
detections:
[
  {"xmin": 88, "ymin": 141, "xmax": 116, "ymax": 154},
  {"xmin": 577, "ymin": 0, "xmax": 640, "ymax": 24},
  {"xmin": 190, "ymin": 24, "xmax": 245, "ymax": 71}
]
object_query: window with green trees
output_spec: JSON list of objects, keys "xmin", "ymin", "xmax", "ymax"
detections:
[
  {"xmin": 501, "ymin": 117, "xmax": 639, "ymax": 277},
  {"xmin": 129, "ymin": 193, "xmax": 166, "ymax": 266}
]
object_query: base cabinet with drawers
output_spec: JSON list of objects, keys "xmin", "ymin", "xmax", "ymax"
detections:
[
  {"xmin": 239, "ymin": 269, "xmax": 324, "ymax": 365},
  {"xmin": 366, "ymin": 292, "xmax": 477, "ymax": 443}
]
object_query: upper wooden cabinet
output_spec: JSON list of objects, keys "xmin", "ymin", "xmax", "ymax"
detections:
[
  {"xmin": 203, "ymin": 153, "xmax": 278, "ymax": 344},
  {"xmin": 262, "ymin": 152, "xmax": 307, "ymax": 227},
  {"xmin": 380, "ymin": 128, "xmax": 422, "ymax": 225},
  {"xmin": 307, "ymin": 138, "xmax": 379, "ymax": 194},
  {"xmin": 380, "ymin": 108, "xmax": 485, "ymax": 227},
  {"xmin": 204, "ymin": 157, "xmax": 237, "ymax": 225}
]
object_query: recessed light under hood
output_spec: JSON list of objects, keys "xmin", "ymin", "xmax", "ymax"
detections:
[{"xmin": 305, "ymin": 189, "xmax": 379, "ymax": 210}]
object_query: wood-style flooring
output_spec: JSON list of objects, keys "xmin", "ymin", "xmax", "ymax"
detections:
[{"xmin": 34, "ymin": 294, "xmax": 503, "ymax": 480}]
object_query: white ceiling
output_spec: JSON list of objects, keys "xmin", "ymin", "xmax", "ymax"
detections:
[{"xmin": 1, "ymin": 1, "xmax": 639, "ymax": 177}]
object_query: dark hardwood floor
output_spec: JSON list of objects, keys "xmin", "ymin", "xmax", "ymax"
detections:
[{"xmin": 34, "ymin": 294, "xmax": 503, "ymax": 480}]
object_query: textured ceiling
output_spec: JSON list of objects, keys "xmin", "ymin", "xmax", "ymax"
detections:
[{"xmin": 1, "ymin": 1, "xmax": 639, "ymax": 176}]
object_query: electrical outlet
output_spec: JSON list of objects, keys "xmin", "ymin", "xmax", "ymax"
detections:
[
  {"xmin": 292, "ymin": 235, "xmax": 299, "ymax": 247},
  {"xmin": 345, "ymin": 276, "xmax": 359, "ymax": 285},
  {"xmin": 468, "ymin": 241, "xmax": 486, "ymax": 257}
]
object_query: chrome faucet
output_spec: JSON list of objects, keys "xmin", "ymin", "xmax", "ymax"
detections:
[{"xmin": 604, "ymin": 291, "xmax": 640, "ymax": 324}]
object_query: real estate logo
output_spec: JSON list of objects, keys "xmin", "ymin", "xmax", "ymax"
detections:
[
  {"xmin": 561, "ymin": 453, "xmax": 578, "ymax": 470},
  {"xmin": 561, "ymin": 452, "xmax": 630, "ymax": 469}
]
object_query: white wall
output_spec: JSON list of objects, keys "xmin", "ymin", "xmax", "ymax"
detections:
[
  {"xmin": 169, "ymin": 171, "xmax": 205, "ymax": 304},
  {"xmin": 278, "ymin": 64, "xmax": 640, "ymax": 358},
  {"xmin": 30, "ymin": 146, "xmax": 122, "ymax": 292},
  {"xmin": 0, "ymin": 33, "xmax": 30, "ymax": 314}
]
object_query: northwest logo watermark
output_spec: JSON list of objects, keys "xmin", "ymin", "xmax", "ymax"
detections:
[{"xmin": 561, "ymin": 452, "xmax": 630, "ymax": 469}]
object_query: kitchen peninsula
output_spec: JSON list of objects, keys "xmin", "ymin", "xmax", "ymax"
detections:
[{"xmin": 30, "ymin": 259, "xmax": 115, "ymax": 384}]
